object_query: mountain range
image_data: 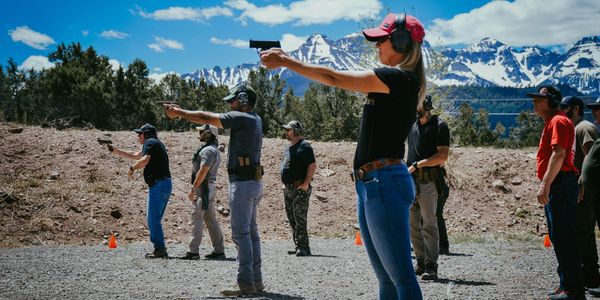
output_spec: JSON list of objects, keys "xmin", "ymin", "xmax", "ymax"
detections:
[{"xmin": 181, "ymin": 34, "xmax": 600, "ymax": 96}]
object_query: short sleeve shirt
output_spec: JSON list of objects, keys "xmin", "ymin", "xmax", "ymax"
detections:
[
  {"xmin": 280, "ymin": 139, "xmax": 316, "ymax": 184},
  {"xmin": 574, "ymin": 119, "xmax": 599, "ymax": 171},
  {"xmin": 407, "ymin": 115, "xmax": 450, "ymax": 165},
  {"xmin": 536, "ymin": 111, "xmax": 577, "ymax": 180},
  {"xmin": 354, "ymin": 67, "xmax": 419, "ymax": 169},
  {"xmin": 192, "ymin": 143, "xmax": 221, "ymax": 184},
  {"xmin": 141, "ymin": 138, "xmax": 171, "ymax": 183},
  {"xmin": 219, "ymin": 111, "xmax": 263, "ymax": 182}
]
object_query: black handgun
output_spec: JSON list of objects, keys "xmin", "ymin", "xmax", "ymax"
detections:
[
  {"xmin": 249, "ymin": 40, "xmax": 281, "ymax": 51},
  {"xmin": 156, "ymin": 101, "xmax": 179, "ymax": 105},
  {"xmin": 97, "ymin": 138, "xmax": 113, "ymax": 145}
]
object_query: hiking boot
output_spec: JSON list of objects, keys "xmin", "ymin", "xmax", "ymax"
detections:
[
  {"xmin": 255, "ymin": 281, "xmax": 265, "ymax": 292},
  {"xmin": 296, "ymin": 248, "xmax": 311, "ymax": 257},
  {"xmin": 421, "ymin": 263, "xmax": 438, "ymax": 280},
  {"xmin": 287, "ymin": 248, "xmax": 298, "ymax": 255},
  {"xmin": 204, "ymin": 252, "xmax": 226, "ymax": 260},
  {"xmin": 179, "ymin": 252, "xmax": 200, "ymax": 260},
  {"xmin": 145, "ymin": 248, "xmax": 168, "ymax": 259},
  {"xmin": 220, "ymin": 285, "xmax": 257, "ymax": 297},
  {"xmin": 415, "ymin": 262, "xmax": 425, "ymax": 276}
]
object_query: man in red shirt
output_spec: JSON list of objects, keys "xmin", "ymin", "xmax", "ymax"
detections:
[{"xmin": 528, "ymin": 86, "xmax": 584, "ymax": 300}]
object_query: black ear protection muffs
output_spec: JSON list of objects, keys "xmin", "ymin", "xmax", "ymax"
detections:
[
  {"xmin": 390, "ymin": 14, "xmax": 412, "ymax": 53},
  {"xmin": 237, "ymin": 83, "xmax": 249, "ymax": 106}
]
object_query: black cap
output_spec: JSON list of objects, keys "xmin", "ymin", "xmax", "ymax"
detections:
[
  {"xmin": 133, "ymin": 123, "xmax": 157, "ymax": 136},
  {"xmin": 223, "ymin": 82, "xmax": 257, "ymax": 106},
  {"xmin": 560, "ymin": 96, "xmax": 585, "ymax": 111},
  {"xmin": 526, "ymin": 86, "xmax": 562, "ymax": 104},
  {"xmin": 587, "ymin": 96, "xmax": 600, "ymax": 110}
]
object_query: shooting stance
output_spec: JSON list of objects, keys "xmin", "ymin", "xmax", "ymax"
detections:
[
  {"xmin": 180, "ymin": 124, "xmax": 225, "ymax": 260},
  {"xmin": 106, "ymin": 124, "xmax": 172, "ymax": 259},
  {"xmin": 163, "ymin": 82, "xmax": 265, "ymax": 297}
]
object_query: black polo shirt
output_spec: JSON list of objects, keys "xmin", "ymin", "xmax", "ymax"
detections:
[
  {"xmin": 407, "ymin": 115, "xmax": 450, "ymax": 165},
  {"xmin": 142, "ymin": 138, "xmax": 171, "ymax": 185},
  {"xmin": 280, "ymin": 139, "xmax": 316, "ymax": 184},
  {"xmin": 354, "ymin": 67, "xmax": 419, "ymax": 169}
]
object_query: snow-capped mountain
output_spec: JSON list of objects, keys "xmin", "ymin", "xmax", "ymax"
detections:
[{"xmin": 181, "ymin": 34, "xmax": 600, "ymax": 95}]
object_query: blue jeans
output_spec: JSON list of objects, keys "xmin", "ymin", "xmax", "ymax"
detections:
[
  {"xmin": 147, "ymin": 178, "xmax": 172, "ymax": 250},
  {"xmin": 355, "ymin": 163, "xmax": 422, "ymax": 300},
  {"xmin": 544, "ymin": 172, "xmax": 585, "ymax": 296},
  {"xmin": 229, "ymin": 180, "xmax": 263, "ymax": 289}
]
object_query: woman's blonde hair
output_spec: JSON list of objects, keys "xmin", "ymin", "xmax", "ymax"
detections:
[{"xmin": 397, "ymin": 42, "xmax": 426, "ymax": 111}]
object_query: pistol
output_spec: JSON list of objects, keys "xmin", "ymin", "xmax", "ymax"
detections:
[
  {"xmin": 249, "ymin": 40, "xmax": 281, "ymax": 51},
  {"xmin": 97, "ymin": 138, "xmax": 113, "ymax": 145}
]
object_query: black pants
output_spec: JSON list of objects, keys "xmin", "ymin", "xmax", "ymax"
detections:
[
  {"xmin": 579, "ymin": 187, "xmax": 600, "ymax": 287},
  {"xmin": 435, "ymin": 174, "xmax": 450, "ymax": 252}
]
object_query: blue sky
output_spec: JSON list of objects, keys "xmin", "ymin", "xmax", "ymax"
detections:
[{"xmin": 1, "ymin": 0, "xmax": 599, "ymax": 77}]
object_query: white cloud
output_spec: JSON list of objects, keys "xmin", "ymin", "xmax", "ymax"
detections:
[
  {"xmin": 224, "ymin": 0, "xmax": 382, "ymax": 26},
  {"xmin": 18, "ymin": 55, "xmax": 55, "ymax": 71},
  {"xmin": 427, "ymin": 0, "xmax": 600, "ymax": 46},
  {"xmin": 101, "ymin": 30, "xmax": 129, "ymax": 39},
  {"xmin": 108, "ymin": 59, "xmax": 122, "ymax": 71},
  {"xmin": 148, "ymin": 36, "xmax": 184, "ymax": 52},
  {"xmin": 138, "ymin": 6, "xmax": 232, "ymax": 22},
  {"xmin": 8, "ymin": 26, "xmax": 55, "ymax": 50},
  {"xmin": 153, "ymin": 67, "xmax": 162, "ymax": 72},
  {"xmin": 82, "ymin": 30, "xmax": 89, "ymax": 37},
  {"xmin": 281, "ymin": 33, "xmax": 308, "ymax": 51},
  {"xmin": 149, "ymin": 71, "xmax": 179, "ymax": 83},
  {"xmin": 210, "ymin": 37, "xmax": 247, "ymax": 48}
]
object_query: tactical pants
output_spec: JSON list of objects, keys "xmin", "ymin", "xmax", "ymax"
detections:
[
  {"xmin": 189, "ymin": 189, "xmax": 225, "ymax": 255},
  {"xmin": 284, "ymin": 185, "xmax": 311, "ymax": 251},
  {"xmin": 410, "ymin": 181, "xmax": 439, "ymax": 265},
  {"xmin": 435, "ymin": 175, "xmax": 450, "ymax": 252}
]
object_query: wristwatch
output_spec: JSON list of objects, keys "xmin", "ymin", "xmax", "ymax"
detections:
[{"xmin": 412, "ymin": 161, "xmax": 419, "ymax": 169}]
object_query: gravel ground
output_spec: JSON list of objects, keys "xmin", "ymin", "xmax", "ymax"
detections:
[{"xmin": 0, "ymin": 236, "xmax": 581, "ymax": 300}]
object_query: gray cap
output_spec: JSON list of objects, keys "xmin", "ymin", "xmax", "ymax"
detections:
[
  {"xmin": 587, "ymin": 97, "xmax": 600, "ymax": 110},
  {"xmin": 282, "ymin": 120, "xmax": 303, "ymax": 133}
]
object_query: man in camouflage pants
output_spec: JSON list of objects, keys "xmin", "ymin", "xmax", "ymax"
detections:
[{"xmin": 280, "ymin": 120, "xmax": 317, "ymax": 257}]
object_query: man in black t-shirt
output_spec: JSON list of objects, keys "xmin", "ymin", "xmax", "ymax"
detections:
[
  {"xmin": 280, "ymin": 120, "xmax": 317, "ymax": 257},
  {"xmin": 107, "ymin": 124, "xmax": 172, "ymax": 259},
  {"xmin": 407, "ymin": 96, "xmax": 450, "ymax": 280}
]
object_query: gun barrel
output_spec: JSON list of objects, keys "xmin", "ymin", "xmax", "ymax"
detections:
[{"xmin": 157, "ymin": 101, "xmax": 179, "ymax": 105}]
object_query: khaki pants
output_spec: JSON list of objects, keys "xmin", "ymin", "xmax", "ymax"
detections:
[
  {"xmin": 189, "ymin": 191, "xmax": 224, "ymax": 254},
  {"xmin": 409, "ymin": 181, "xmax": 439, "ymax": 265}
]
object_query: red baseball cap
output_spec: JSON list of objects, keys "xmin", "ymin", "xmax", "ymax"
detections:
[{"xmin": 362, "ymin": 14, "xmax": 425, "ymax": 44}]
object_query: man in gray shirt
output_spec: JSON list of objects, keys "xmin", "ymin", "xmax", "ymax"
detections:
[
  {"xmin": 180, "ymin": 124, "xmax": 225, "ymax": 260},
  {"xmin": 164, "ymin": 82, "xmax": 264, "ymax": 297},
  {"xmin": 561, "ymin": 96, "xmax": 600, "ymax": 290}
]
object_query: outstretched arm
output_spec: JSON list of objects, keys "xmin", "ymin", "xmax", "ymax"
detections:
[
  {"xmin": 260, "ymin": 48, "xmax": 389, "ymax": 94},
  {"xmin": 163, "ymin": 104, "xmax": 223, "ymax": 128}
]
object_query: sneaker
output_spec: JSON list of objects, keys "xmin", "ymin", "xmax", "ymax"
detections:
[
  {"xmin": 588, "ymin": 287, "xmax": 600, "ymax": 297},
  {"xmin": 548, "ymin": 287, "xmax": 563, "ymax": 296},
  {"xmin": 204, "ymin": 252, "xmax": 226, "ymax": 260},
  {"xmin": 415, "ymin": 262, "xmax": 425, "ymax": 276},
  {"xmin": 145, "ymin": 248, "xmax": 168, "ymax": 259},
  {"xmin": 296, "ymin": 248, "xmax": 311, "ymax": 257},
  {"xmin": 421, "ymin": 263, "xmax": 438, "ymax": 280},
  {"xmin": 221, "ymin": 285, "xmax": 257, "ymax": 297},
  {"xmin": 547, "ymin": 291, "xmax": 586, "ymax": 300},
  {"xmin": 180, "ymin": 252, "xmax": 200, "ymax": 260},
  {"xmin": 255, "ymin": 281, "xmax": 265, "ymax": 292}
]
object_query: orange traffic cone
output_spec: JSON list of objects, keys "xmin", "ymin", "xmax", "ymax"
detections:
[
  {"xmin": 354, "ymin": 230, "xmax": 363, "ymax": 246},
  {"xmin": 543, "ymin": 234, "xmax": 552, "ymax": 248},
  {"xmin": 108, "ymin": 234, "xmax": 117, "ymax": 249}
]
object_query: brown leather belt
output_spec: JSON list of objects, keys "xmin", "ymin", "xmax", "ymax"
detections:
[{"xmin": 352, "ymin": 158, "xmax": 404, "ymax": 181}]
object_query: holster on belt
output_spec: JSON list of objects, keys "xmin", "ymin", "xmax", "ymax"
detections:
[
  {"xmin": 413, "ymin": 167, "xmax": 441, "ymax": 184},
  {"xmin": 228, "ymin": 157, "xmax": 264, "ymax": 181}
]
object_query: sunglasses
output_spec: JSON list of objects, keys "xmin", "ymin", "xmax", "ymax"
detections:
[{"xmin": 375, "ymin": 35, "xmax": 390, "ymax": 45}]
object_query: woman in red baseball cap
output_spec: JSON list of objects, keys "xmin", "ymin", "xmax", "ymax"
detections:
[{"xmin": 261, "ymin": 13, "xmax": 425, "ymax": 299}]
